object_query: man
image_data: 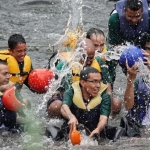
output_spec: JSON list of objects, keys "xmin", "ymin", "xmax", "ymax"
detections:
[
  {"xmin": 86, "ymin": 28, "xmax": 122, "ymax": 116},
  {"xmin": 0, "ymin": 34, "xmax": 33, "ymax": 90},
  {"xmin": 61, "ymin": 67, "xmax": 111, "ymax": 137},
  {"xmin": 108, "ymin": 0, "xmax": 150, "ymax": 46},
  {"xmin": 0, "ymin": 59, "xmax": 19, "ymax": 131},
  {"xmin": 47, "ymin": 38, "xmax": 113, "ymax": 118},
  {"xmin": 122, "ymin": 45, "xmax": 150, "ymax": 137}
]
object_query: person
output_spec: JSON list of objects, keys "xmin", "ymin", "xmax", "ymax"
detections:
[
  {"xmin": 86, "ymin": 28, "xmax": 122, "ymax": 116},
  {"xmin": 0, "ymin": 59, "xmax": 23, "ymax": 132},
  {"xmin": 51, "ymin": 67, "xmax": 124, "ymax": 143},
  {"xmin": 47, "ymin": 38, "xmax": 114, "ymax": 118},
  {"xmin": 108, "ymin": 0, "xmax": 150, "ymax": 46},
  {"xmin": 0, "ymin": 34, "xmax": 33, "ymax": 91},
  {"xmin": 134, "ymin": 32, "xmax": 150, "ymax": 51},
  {"xmin": 122, "ymin": 46, "xmax": 150, "ymax": 137},
  {"xmin": 60, "ymin": 67, "xmax": 111, "ymax": 138}
]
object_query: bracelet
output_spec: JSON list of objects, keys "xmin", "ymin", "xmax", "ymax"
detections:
[{"xmin": 127, "ymin": 78, "xmax": 133, "ymax": 84}]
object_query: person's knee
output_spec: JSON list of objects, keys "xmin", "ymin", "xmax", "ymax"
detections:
[
  {"xmin": 47, "ymin": 100, "xmax": 62, "ymax": 118},
  {"xmin": 111, "ymin": 97, "xmax": 122, "ymax": 115}
]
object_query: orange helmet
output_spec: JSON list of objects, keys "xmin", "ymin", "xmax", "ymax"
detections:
[
  {"xmin": 70, "ymin": 126, "xmax": 81, "ymax": 145},
  {"xmin": 28, "ymin": 68, "xmax": 53, "ymax": 93},
  {"xmin": 2, "ymin": 85, "xmax": 25, "ymax": 111}
]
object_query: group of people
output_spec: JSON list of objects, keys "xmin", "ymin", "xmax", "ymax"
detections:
[
  {"xmin": 0, "ymin": 0, "xmax": 150, "ymax": 144},
  {"xmin": 46, "ymin": 0, "xmax": 150, "ymax": 142}
]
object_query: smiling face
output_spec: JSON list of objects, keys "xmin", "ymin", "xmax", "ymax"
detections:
[
  {"xmin": 124, "ymin": 8, "xmax": 142, "ymax": 25},
  {"xmin": 80, "ymin": 72, "xmax": 101, "ymax": 98},
  {"xmin": 9, "ymin": 43, "xmax": 27, "ymax": 62},
  {"xmin": 90, "ymin": 33, "xmax": 105, "ymax": 53}
]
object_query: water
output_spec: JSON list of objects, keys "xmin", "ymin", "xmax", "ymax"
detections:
[{"xmin": 0, "ymin": 0, "xmax": 150, "ymax": 149}]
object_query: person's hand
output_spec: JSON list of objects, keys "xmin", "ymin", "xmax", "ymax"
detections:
[
  {"xmin": 126, "ymin": 60, "xmax": 137, "ymax": 81},
  {"xmin": 68, "ymin": 115, "xmax": 78, "ymax": 132},
  {"xmin": 142, "ymin": 50, "xmax": 150, "ymax": 70},
  {"xmin": 89, "ymin": 128, "xmax": 100, "ymax": 137},
  {"xmin": 0, "ymin": 82, "xmax": 14, "ymax": 92}
]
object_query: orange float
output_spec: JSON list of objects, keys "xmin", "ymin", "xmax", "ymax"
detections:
[
  {"xmin": 28, "ymin": 68, "xmax": 53, "ymax": 93},
  {"xmin": 70, "ymin": 125, "xmax": 81, "ymax": 145},
  {"xmin": 2, "ymin": 85, "xmax": 25, "ymax": 111}
]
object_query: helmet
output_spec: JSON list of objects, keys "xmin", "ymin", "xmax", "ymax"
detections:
[
  {"xmin": 70, "ymin": 126, "xmax": 81, "ymax": 145},
  {"xmin": 28, "ymin": 68, "xmax": 53, "ymax": 93},
  {"xmin": 2, "ymin": 86, "xmax": 25, "ymax": 111},
  {"xmin": 119, "ymin": 45, "xmax": 144, "ymax": 68}
]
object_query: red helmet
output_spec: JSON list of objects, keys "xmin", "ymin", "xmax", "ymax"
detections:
[
  {"xmin": 28, "ymin": 68, "xmax": 53, "ymax": 93},
  {"xmin": 2, "ymin": 86, "xmax": 25, "ymax": 111},
  {"xmin": 70, "ymin": 126, "xmax": 81, "ymax": 145}
]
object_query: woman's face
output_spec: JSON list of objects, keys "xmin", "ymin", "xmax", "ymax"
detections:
[{"xmin": 90, "ymin": 33, "xmax": 105, "ymax": 53}]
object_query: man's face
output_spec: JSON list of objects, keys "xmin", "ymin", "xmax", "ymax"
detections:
[
  {"xmin": 90, "ymin": 34, "xmax": 105, "ymax": 53},
  {"xmin": 124, "ymin": 8, "xmax": 142, "ymax": 25},
  {"xmin": 9, "ymin": 43, "xmax": 27, "ymax": 62},
  {"xmin": 81, "ymin": 73, "xmax": 101, "ymax": 97},
  {"xmin": 0, "ymin": 64, "xmax": 10, "ymax": 86}
]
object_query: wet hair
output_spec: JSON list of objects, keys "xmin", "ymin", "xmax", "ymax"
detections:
[
  {"xmin": 0, "ymin": 59, "xmax": 8, "ymax": 66},
  {"xmin": 134, "ymin": 32, "xmax": 150, "ymax": 49},
  {"xmin": 125, "ymin": 0, "xmax": 143, "ymax": 11},
  {"xmin": 86, "ymin": 28, "xmax": 105, "ymax": 39},
  {"xmin": 8, "ymin": 34, "xmax": 26, "ymax": 50},
  {"xmin": 80, "ymin": 67, "xmax": 99, "ymax": 81}
]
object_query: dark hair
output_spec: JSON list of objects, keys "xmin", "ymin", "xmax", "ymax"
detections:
[
  {"xmin": 0, "ymin": 59, "xmax": 8, "ymax": 66},
  {"xmin": 8, "ymin": 34, "xmax": 26, "ymax": 50},
  {"xmin": 134, "ymin": 32, "xmax": 150, "ymax": 49},
  {"xmin": 86, "ymin": 28, "xmax": 105, "ymax": 39},
  {"xmin": 125, "ymin": 0, "xmax": 143, "ymax": 11},
  {"xmin": 80, "ymin": 67, "xmax": 99, "ymax": 81}
]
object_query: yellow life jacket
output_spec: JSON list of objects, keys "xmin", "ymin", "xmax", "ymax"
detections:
[
  {"xmin": 72, "ymin": 81, "xmax": 107, "ymax": 110},
  {"xmin": 0, "ymin": 50, "xmax": 31, "ymax": 85},
  {"xmin": 72, "ymin": 58, "xmax": 101, "ymax": 83}
]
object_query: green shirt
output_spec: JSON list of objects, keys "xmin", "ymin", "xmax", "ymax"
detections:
[
  {"xmin": 56, "ymin": 57, "xmax": 112, "ymax": 90},
  {"xmin": 62, "ymin": 87, "xmax": 111, "ymax": 117},
  {"xmin": 108, "ymin": 10, "xmax": 150, "ymax": 45}
]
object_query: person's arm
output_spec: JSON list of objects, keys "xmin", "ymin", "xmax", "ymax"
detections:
[
  {"xmin": 124, "ymin": 62, "xmax": 137, "ymax": 110},
  {"xmin": 90, "ymin": 115, "xmax": 108, "ymax": 137},
  {"xmin": 90, "ymin": 92, "xmax": 111, "ymax": 137},
  {"xmin": 60, "ymin": 88, "xmax": 78, "ymax": 130},
  {"xmin": 108, "ymin": 13, "xmax": 123, "ymax": 45}
]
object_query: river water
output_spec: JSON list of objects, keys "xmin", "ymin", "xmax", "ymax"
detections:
[{"xmin": 0, "ymin": 0, "xmax": 150, "ymax": 149}]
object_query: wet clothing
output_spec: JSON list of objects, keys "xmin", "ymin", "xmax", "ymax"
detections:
[
  {"xmin": 96, "ymin": 45, "xmax": 118, "ymax": 84},
  {"xmin": 108, "ymin": 0, "xmax": 150, "ymax": 45},
  {"xmin": 56, "ymin": 56, "xmax": 112, "ymax": 92},
  {"xmin": 127, "ymin": 77, "xmax": 150, "ymax": 126},
  {"xmin": 0, "ymin": 93, "xmax": 17, "ymax": 129},
  {"xmin": 62, "ymin": 82, "xmax": 111, "ymax": 131},
  {"xmin": 0, "ymin": 50, "xmax": 32, "ymax": 86}
]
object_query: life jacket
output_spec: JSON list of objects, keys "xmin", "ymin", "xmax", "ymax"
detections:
[
  {"xmin": 0, "ymin": 50, "xmax": 31, "ymax": 85},
  {"xmin": 127, "ymin": 77, "xmax": 150, "ymax": 125},
  {"xmin": 116, "ymin": 0, "xmax": 149, "ymax": 42},
  {"xmin": 72, "ymin": 58, "xmax": 101, "ymax": 83},
  {"xmin": 71, "ymin": 81, "xmax": 107, "ymax": 131}
]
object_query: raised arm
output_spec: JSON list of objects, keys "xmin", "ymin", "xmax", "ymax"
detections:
[{"xmin": 124, "ymin": 62, "xmax": 137, "ymax": 110}]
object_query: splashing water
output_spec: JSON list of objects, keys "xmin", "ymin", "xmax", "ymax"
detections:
[
  {"xmin": 95, "ymin": 45, "xmax": 129, "ymax": 61},
  {"xmin": 137, "ymin": 58, "xmax": 150, "ymax": 89}
]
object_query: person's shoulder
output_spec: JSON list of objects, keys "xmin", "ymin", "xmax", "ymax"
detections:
[
  {"xmin": 109, "ymin": 11, "xmax": 119, "ymax": 22},
  {"xmin": 101, "ymin": 92, "xmax": 111, "ymax": 101}
]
